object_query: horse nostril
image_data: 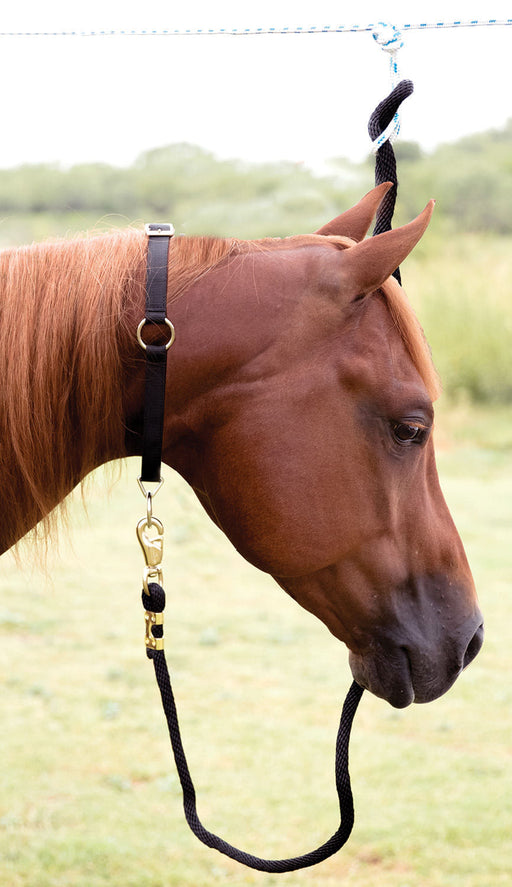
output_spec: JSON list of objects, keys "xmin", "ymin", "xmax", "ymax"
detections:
[{"xmin": 463, "ymin": 622, "xmax": 484, "ymax": 670}]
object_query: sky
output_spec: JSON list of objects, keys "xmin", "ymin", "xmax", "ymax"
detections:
[{"xmin": 0, "ymin": 0, "xmax": 511, "ymax": 171}]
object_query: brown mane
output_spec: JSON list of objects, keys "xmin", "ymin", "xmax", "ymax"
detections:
[
  {"xmin": 380, "ymin": 275, "xmax": 441, "ymax": 401},
  {"xmin": 0, "ymin": 228, "xmax": 236, "ymax": 548},
  {"xmin": 0, "ymin": 227, "xmax": 437, "ymax": 549}
]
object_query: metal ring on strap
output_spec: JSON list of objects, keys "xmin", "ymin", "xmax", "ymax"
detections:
[{"xmin": 136, "ymin": 317, "xmax": 176, "ymax": 351}]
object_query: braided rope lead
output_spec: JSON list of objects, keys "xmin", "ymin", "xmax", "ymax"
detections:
[
  {"xmin": 368, "ymin": 80, "xmax": 415, "ymax": 283},
  {"xmin": 143, "ymin": 583, "xmax": 364, "ymax": 873}
]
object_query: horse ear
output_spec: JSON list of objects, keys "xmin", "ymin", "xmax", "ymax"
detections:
[
  {"xmin": 338, "ymin": 200, "xmax": 435, "ymax": 295},
  {"xmin": 315, "ymin": 182, "xmax": 393, "ymax": 241}
]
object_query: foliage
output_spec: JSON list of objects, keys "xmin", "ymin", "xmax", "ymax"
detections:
[
  {"xmin": 405, "ymin": 232, "xmax": 512, "ymax": 404},
  {"xmin": 393, "ymin": 122, "xmax": 512, "ymax": 234},
  {"xmin": 0, "ymin": 143, "xmax": 363, "ymax": 244},
  {"xmin": 1, "ymin": 121, "xmax": 512, "ymax": 238}
]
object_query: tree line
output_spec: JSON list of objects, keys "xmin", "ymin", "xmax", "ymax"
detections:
[{"xmin": 0, "ymin": 120, "xmax": 511, "ymax": 239}]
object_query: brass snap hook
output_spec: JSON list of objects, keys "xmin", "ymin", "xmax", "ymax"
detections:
[{"xmin": 136, "ymin": 516, "xmax": 165, "ymax": 595}]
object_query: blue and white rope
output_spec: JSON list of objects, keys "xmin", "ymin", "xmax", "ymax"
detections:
[
  {"xmin": 371, "ymin": 23, "xmax": 404, "ymax": 153},
  {"xmin": 2, "ymin": 17, "xmax": 508, "ymax": 152},
  {"xmin": 0, "ymin": 19, "xmax": 511, "ymax": 37}
]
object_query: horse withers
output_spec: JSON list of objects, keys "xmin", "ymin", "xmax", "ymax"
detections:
[{"xmin": 0, "ymin": 183, "xmax": 483, "ymax": 708}]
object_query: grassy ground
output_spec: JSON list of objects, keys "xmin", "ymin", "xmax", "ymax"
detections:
[{"xmin": 0, "ymin": 405, "xmax": 510, "ymax": 887}]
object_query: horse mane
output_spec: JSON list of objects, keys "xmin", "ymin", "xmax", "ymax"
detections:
[
  {"xmin": 380, "ymin": 275, "xmax": 441, "ymax": 401},
  {"xmin": 0, "ymin": 228, "xmax": 237, "ymax": 550},
  {"xmin": 0, "ymin": 226, "xmax": 438, "ymax": 552}
]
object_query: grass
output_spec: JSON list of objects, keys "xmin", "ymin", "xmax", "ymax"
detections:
[{"xmin": 0, "ymin": 405, "xmax": 511, "ymax": 887}]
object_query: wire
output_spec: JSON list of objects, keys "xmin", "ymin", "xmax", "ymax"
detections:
[{"xmin": 0, "ymin": 19, "xmax": 511, "ymax": 38}]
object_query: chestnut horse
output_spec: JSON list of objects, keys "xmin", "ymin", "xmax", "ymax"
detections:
[{"xmin": 0, "ymin": 183, "xmax": 483, "ymax": 708}]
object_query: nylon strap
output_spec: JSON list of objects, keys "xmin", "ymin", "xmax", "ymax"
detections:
[
  {"xmin": 143, "ymin": 583, "xmax": 364, "ymax": 872},
  {"xmin": 140, "ymin": 223, "xmax": 174, "ymax": 483}
]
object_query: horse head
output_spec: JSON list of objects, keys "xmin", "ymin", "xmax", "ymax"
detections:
[
  {"xmin": 162, "ymin": 184, "xmax": 483, "ymax": 708},
  {"xmin": 0, "ymin": 189, "xmax": 482, "ymax": 710}
]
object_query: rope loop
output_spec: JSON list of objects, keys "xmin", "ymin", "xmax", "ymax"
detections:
[
  {"xmin": 372, "ymin": 21, "xmax": 404, "ymax": 56},
  {"xmin": 371, "ymin": 22, "xmax": 404, "ymax": 152}
]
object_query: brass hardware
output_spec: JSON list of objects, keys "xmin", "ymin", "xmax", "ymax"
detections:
[
  {"xmin": 137, "ymin": 476, "xmax": 164, "ymax": 500},
  {"xmin": 136, "ymin": 516, "xmax": 164, "ymax": 594},
  {"xmin": 145, "ymin": 610, "xmax": 164, "ymax": 651},
  {"xmin": 137, "ymin": 477, "xmax": 164, "ymax": 528},
  {"xmin": 136, "ymin": 477, "xmax": 166, "ymax": 649},
  {"xmin": 136, "ymin": 316, "xmax": 175, "ymax": 352}
]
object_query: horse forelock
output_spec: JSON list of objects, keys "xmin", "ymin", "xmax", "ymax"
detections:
[{"xmin": 379, "ymin": 276, "xmax": 441, "ymax": 402}]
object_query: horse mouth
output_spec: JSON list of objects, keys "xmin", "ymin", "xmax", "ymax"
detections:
[
  {"xmin": 349, "ymin": 647, "xmax": 416, "ymax": 708},
  {"xmin": 348, "ymin": 620, "xmax": 484, "ymax": 709}
]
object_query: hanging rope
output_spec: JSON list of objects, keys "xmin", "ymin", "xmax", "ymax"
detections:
[
  {"xmin": 367, "ymin": 24, "xmax": 413, "ymax": 283},
  {"xmin": 142, "ymin": 583, "xmax": 364, "ymax": 873},
  {"xmin": 368, "ymin": 80, "xmax": 414, "ymax": 244}
]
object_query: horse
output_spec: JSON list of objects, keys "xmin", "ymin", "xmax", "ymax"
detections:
[{"xmin": 0, "ymin": 182, "xmax": 483, "ymax": 708}]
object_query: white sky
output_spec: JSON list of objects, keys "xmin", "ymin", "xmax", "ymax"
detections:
[{"xmin": 0, "ymin": 0, "xmax": 511, "ymax": 170}]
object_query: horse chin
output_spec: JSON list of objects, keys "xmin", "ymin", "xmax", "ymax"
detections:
[
  {"xmin": 348, "ymin": 618, "xmax": 484, "ymax": 709},
  {"xmin": 348, "ymin": 648, "xmax": 416, "ymax": 709}
]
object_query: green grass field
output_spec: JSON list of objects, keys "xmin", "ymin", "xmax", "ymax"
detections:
[{"xmin": 0, "ymin": 404, "xmax": 510, "ymax": 887}]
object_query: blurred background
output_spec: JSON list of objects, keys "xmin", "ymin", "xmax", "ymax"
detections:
[{"xmin": 0, "ymin": 3, "xmax": 511, "ymax": 886}]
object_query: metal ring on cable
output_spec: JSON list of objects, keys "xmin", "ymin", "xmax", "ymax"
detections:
[{"xmin": 136, "ymin": 317, "xmax": 176, "ymax": 351}]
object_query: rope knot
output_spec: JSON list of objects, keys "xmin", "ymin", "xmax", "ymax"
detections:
[
  {"xmin": 372, "ymin": 22, "xmax": 404, "ymax": 54},
  {"xmin": 370, "ymin": 23, "xmax": 406, "ymax": 153}
]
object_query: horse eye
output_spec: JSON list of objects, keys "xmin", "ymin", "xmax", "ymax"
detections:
[{"xmin": 392, "ymin": 422, "xmax": 424, "ymax": 444}]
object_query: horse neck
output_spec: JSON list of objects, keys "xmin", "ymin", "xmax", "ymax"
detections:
[{"xmin": 0, "ymin": 230, "xmax": 146, "ymax": 553}]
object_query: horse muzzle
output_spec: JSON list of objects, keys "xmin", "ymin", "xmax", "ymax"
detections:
[{"xmin": 348, "ymin": 613, "xmax": 484, "ymax": 708}]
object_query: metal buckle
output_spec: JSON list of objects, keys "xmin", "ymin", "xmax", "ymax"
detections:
[{"xmin": 145, "ymin": 222, "xmax": 175, "ymax": 237}]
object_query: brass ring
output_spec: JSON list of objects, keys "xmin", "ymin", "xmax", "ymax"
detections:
[{"xmin": 137, "ymin": 317, "xmax": 175, "ymax": 351}]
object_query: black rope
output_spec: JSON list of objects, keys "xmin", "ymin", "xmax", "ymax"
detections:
[
  {"xmin": 368, "ymin": 79, "xmax": 414, "ymax": 283},
  {"xmin": 142, "ymin": 583, "xmax": 364, "ymax": 873}
]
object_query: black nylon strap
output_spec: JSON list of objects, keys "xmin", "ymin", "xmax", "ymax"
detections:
[
  {"xmin": 140, "ymin": 225, "xmax": 174, "ymax": 483},
  {"xmin": 141, "ymin": 345, "xmax": 169, "ymax": 483},
  {"xmin": 143, "ymin": 583, "xmax": 364, "ymax": 873},
  {"xmin": 145, "ymin": 225, "xmax": 172, "ymax": 322}
]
